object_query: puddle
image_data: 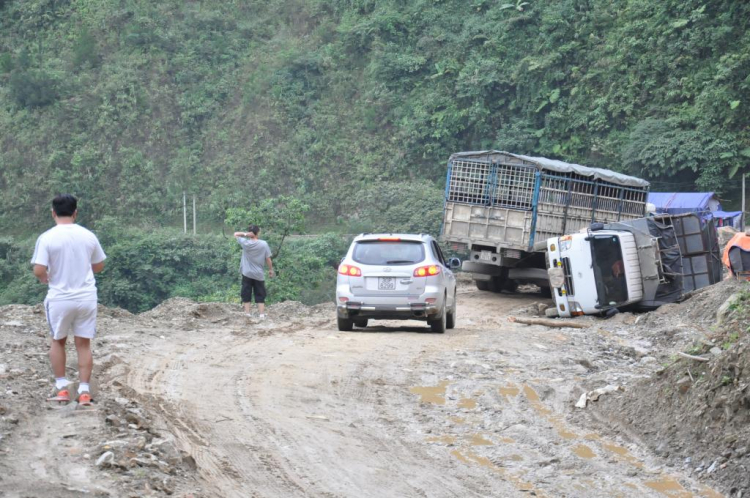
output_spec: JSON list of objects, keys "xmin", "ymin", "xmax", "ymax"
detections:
[
  {"xmin": 469, "ymin": 434, "xmax": 493, "ymax": 446},
  {"xmin": 410, "ymin": 381, "xmax": 450, "ymax": 405},
  {"xmin": 602, "ymin": 442, "xmax": 643, "ymax": 468},
  {"xmin": 573, "ymin": 444, "xmax": 596, "ymax": 459},
  {"xmin": 498, "ymin": 385, "xmax": 520, "ymax": 397},
  {"xmin": 643, "ymin": 477, "xmax": 693, "ymax": 498},
  {"xmin": 426, "ymin": 435, "xmax": 456, "ymax": 445},
  {"xmin": 450, "ymin": 449, "xmax": 494, "ymax": 469},
  {"xmin": 458, "ymin": 398, "xmax": 477, "ymax": 409}
]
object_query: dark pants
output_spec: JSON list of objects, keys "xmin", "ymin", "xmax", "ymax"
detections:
[{"xmin": 241, "ymin": 276, "xmax": 267, "ymax": 304}]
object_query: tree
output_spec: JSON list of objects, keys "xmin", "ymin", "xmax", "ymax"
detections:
[{"xmin": 225, "ymin": 196, "xmax": 309, "ymax": 258}]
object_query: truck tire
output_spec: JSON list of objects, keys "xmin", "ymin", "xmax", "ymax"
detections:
[
  {"xmin": 354, "ymin": 318, "xmax": 368, "ymax": 328},
  {"xmin": 337, "ymin": 316, "xmax": 354, "ymax": 331},
  {"xmin": 489, "ymin": 276, "xmax": 504, "ymax": 293},
  {"xmin": 540, "ymin": 286, "xmax": 552, "ymax": 298},
  {"xmin": 475, "ymin": 280, "xmax": 491, "ymax": 291}
]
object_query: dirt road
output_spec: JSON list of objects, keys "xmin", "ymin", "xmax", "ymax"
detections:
[{"xmin": 0, "ymin": 284, "xmax": 728, "ymax": 497}]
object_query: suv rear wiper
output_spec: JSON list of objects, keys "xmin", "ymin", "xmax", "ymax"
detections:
[{"xmin": 385, "ymin": 260, "xmax": 415, "ymax": 264}]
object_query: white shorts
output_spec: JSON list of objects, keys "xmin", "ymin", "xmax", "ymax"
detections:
[{"xmin": 45, "ymin": 300, "xmax": 98, "ymax": 340}]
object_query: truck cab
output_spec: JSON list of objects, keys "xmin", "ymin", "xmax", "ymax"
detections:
[{"xmin": 546, "ymin": 231, "xmax": 644, "ymax": 317}]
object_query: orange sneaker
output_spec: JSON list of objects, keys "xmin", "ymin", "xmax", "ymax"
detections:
[
  {"xmin": 77, "ymin": 392, "xmax": 93, "ymax": 406},
  {"xmin": 47, "ymin": 387, "xmax": 71, "ymax": 402}
]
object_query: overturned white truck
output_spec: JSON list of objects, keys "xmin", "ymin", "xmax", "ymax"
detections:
[
  {"xmin": 441, "ymin": 151, "xmax": 651, "ymax": 294},
  {"xmin": 546, "ymin": 214, "xmax": 723, "ymax": 317}
]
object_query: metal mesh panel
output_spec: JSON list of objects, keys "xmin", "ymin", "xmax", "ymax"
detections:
[
  {"xmin": 534, "ymin": 173, "xmax": 649, "ymax": 242},
  {"xmin": 491, "ymin": 163, "xmax": 536, "ymax": 210},
  {"xmin": 447, "ymin": 159, "xmax": 492, "ymax": 204}
]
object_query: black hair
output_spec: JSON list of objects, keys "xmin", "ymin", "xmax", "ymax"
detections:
[
  {"xmin": 246, "ymin": 225, "xmax": 260, "ymax": 235},
  {"xmin": 52, "ymin": 194, "xmax": 77, "ymax": 217}
]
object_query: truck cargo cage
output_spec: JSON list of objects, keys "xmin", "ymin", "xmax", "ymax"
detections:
[
  {"xmin": 534, "ymin": 173, "xmax": 650, "ymax": 244},
  {"xmin": 447, "ymin": 159, "xmax": 536, "ymax": 209},
  {"xmin": 442, "ymin": 151, "xmax": 650, "ymax": 254}
]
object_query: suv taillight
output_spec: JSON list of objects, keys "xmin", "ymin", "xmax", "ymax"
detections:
[
  {"xmin": 339, "ymin": 264, "xmax": 362, "ymax": 277},
  {"xmin": 413, "ymin": 265, "xmax": 440, "ymax": 277}
]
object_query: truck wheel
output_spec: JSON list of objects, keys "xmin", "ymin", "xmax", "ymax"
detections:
[
  {"xmin": 475, "ymin": 280, "xmax": 490, "ymax": 291},
  {"xmin": 489, "ymin": 276, "xmax": 504, "ymax": 293},
  {"xmin": 504, "ymin": 279, "xmax": 519, "ymax": 293},
  {"xmin": 429, "ymin": 302, "xmax": 447, "ymax": 333},
  {"xmin": 354, "ymin": 318, "xmax": 368, "ymax": 328},
  {"xmin": 337, "ymin": 316, "xmax": 354, "ymax": 331},
  {"xmin": 540, "ymin": 286, "xmax": 552, "ymax": 298}
]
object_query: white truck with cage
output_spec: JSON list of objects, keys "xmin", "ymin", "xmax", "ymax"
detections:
[
  {"xmin": 546, "ymin": 213, "xmax": 722, "ymax": 317},
  {"xmin": 440, "ymin": 151, "xmax": 650, "ymax": 293}
]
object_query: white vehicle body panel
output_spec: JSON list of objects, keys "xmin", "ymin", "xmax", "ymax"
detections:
[{"xmin": 547, "ymin": 231, "xmax": 643, "ymax": 317}]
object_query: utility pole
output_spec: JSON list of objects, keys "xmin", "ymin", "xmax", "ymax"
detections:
[
  {"xmin": 193, "ymin": 195, "xmax": 196, "ymax": 235},
  {"xmin": 743, "ymin": 173, "xmax": 746, "ymax": 231},
  {"xmin": 183, "ymin": 191, "xmax": 187, "ymax": 234}
]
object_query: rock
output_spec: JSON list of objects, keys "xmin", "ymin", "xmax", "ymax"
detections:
[
  {"xmin": 105, "ymin": 415, "xmax": 121, "ymax": 427},
  {"xmin": 96, "ymin": 451, "xmax": 115, "ymax": 468},
  {"xmin": 676, "ymin": 377, "xmax": 692, "ymax": 394},
  {"xmin": 640, "ymin": 356, "xmax": 657, "ymax": 364},
  {"xmin": 536, "ymin": 303, "xmax": 550, "ymax": 316},
  {"xmin": 707, "ymin": 461, "xmax": 717, "ymax": 473},
  {"xmin": 717, "ymin": 292, "xmax": 743, "ymax": 325},
  {"xmin": 575, "ymin": 393, "xmax": 588, "ymax": 409}
]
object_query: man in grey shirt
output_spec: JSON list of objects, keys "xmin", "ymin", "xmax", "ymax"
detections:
[{"xmin": 233, "ymin": 225, "xmax": 274, "ymax": 318}]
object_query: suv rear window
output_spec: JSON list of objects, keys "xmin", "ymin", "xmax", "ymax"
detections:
[{"xmin": 352, "ymin": 241, "xmax": 425, "ymax": 265}]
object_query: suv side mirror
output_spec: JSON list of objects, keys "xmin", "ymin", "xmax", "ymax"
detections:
[{"xmin": 448, "ymin": 257, "xmax": 461, "ymax": 270}]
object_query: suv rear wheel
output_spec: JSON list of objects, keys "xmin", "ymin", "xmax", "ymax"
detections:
[
  {"xmin": 446, "ymin": 293, "xmax": 456, "ymax": 330},
  {"xmin": 354, "ymin": 318, "xmax": 368, "ymax": 328},
  {"xmin": 429, "ymin": 301, "xmax": 447, "ymax": 333},
  {"xmin": 337, "ymin": 316, "xmax": 354, "ymax": 331}
]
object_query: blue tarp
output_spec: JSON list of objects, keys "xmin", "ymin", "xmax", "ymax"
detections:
[
  {"xmin": 648, "ymin": 192, "xmax": 743, "ymax": 228},
  {"xmin": 648, "ymin": 192, "xmax": 717, "ymax": 214}
]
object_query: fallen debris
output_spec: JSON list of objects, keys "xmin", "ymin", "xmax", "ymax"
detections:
[
  {"xmin": 677, "ymin": 352, "xmax": 710, "ymax": 363},
  {"xmin": 575, "ymin": 385, "xmax": 623, "ymax": 408},
  {"xmin": 508, "ymin": 316, "xmax": 590, "ymax": 329}
]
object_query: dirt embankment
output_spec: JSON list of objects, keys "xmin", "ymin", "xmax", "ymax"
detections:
[{"xmin": 594, "ymin": 279, "xmax": 750, "ymax": 496}]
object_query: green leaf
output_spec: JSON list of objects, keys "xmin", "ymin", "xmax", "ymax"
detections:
[
  {"xmin": 740, "ymin": 148, "xmax": 750, "ymax": 158},
  {"xmin": 730, "ymin": 100, "xmax": 740, "ymax": 109},
  {"xmin": 671, "ymin": 19, "xmax": 689, "ymax": 28},
  {"xmin": 720, "ymin": 152, "xmax": 735, "ymax": 159},
  {"xmin": 728, "ymin": 164, "xmax": 740, "ymax": 179},
  {"xmin": 549, "ymin": 89, "xmax": 560, "ymax": 104}
]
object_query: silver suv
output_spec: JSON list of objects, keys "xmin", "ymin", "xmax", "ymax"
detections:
[{"xmin": 336, "ymin": 233, "xmax": 460, "ymax": 333}]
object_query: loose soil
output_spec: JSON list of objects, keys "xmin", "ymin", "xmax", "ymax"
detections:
[{"xmin": 0, "ymin": 277, "xmax": 745, "ymax": 497}]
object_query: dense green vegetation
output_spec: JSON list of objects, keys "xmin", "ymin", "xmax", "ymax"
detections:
[{"xmin": 1, "ymin": 0, "xmax": 748, "ymax": 309}]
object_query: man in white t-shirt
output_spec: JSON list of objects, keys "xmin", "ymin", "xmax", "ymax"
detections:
[{"xmin": 31, "ymin": 194, "xmax": 106, "ymax": 405}]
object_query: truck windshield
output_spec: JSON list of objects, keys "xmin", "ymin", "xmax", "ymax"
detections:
[{"xmin": 590, "ymin": 235, "xmax": 629, "ymax": 307}]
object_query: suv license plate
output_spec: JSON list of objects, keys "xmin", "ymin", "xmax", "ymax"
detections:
[
  {"xmin": 480, "ymin": 250, "xmax": 492, "ymax": 261},
  {"xmin": 378, "ymin": 277, "xmax": 396, "ymax": 290}
]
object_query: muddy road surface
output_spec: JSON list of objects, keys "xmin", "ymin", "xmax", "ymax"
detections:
[{"xmin": 0, "ymin": 284, "xmax": 727, "ymax": 497}]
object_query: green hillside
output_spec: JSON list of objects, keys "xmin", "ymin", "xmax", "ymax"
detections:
[
  {"xmin": 1, "ymin": 0, "xmax": 748, "ymax": 311},
  {"xmin": 1, "ymin": 0, "xmax": 748, "ymax": 233}
]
